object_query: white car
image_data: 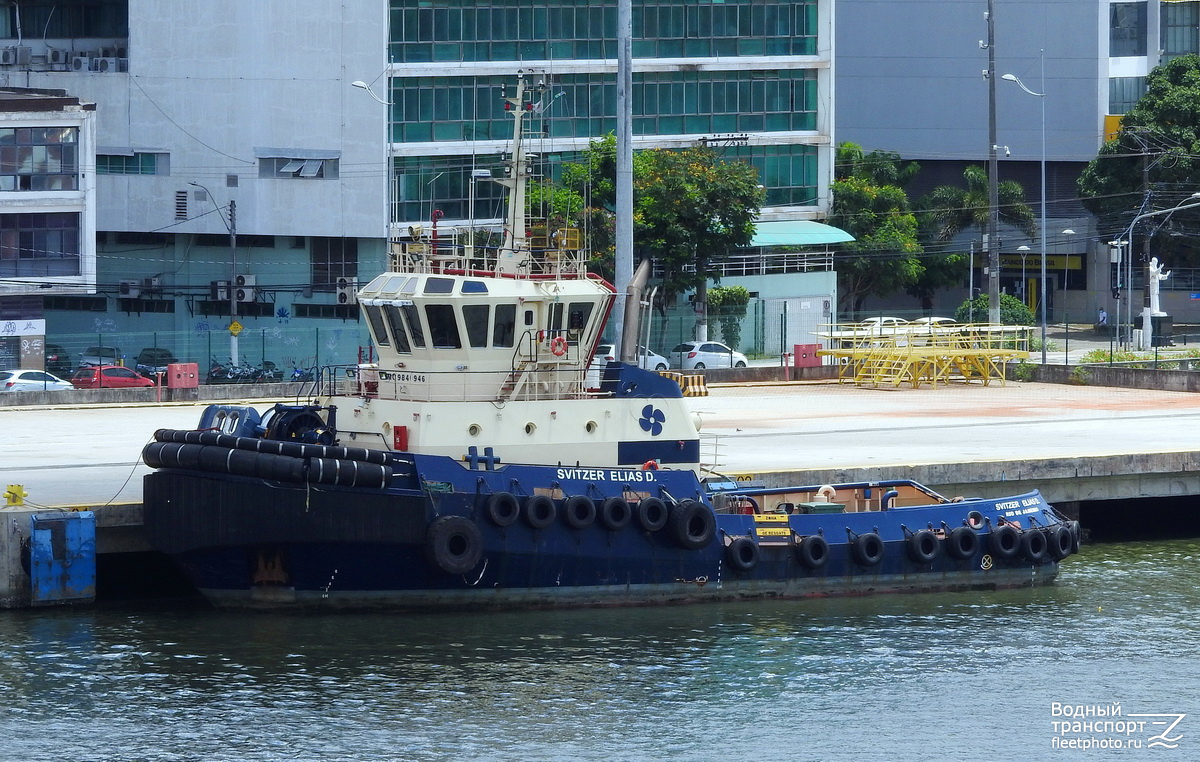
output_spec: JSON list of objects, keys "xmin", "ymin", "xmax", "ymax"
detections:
[
  {"xmin": 859, "ymin": 317, "xmax": 909, "ymax": 334},
  {"xmin": 0, "ymin": 369, "xmax": 73, "ymax": 392},
  {"xmin": 670, "ymin": 341, "xmax": 748, "ymax": 370},
  {"xmin": 910, "ymin": 317, "xmax": 956, "ymax": 326},
  {"xmin": 590, "ymin": 344, "xmax": 670, "ymax": 372}
]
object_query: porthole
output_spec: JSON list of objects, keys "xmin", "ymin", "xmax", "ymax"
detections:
[
  {"xmin": 468, "ymin": 424, "xmax": 482, "ymax": 437},
  {"xmin": 585, "ymin": 420, "xmax": 598, "ymax": 433},
  {"xmin": 524, "ymin": 422, "xmax": 537, "ymax": 435}
]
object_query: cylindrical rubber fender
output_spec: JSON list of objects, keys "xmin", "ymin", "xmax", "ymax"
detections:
[
  {"xmin": 1020, "ymin": 529, "xmax": 1047, "ymax": 563},
  {"xmin": 599, "ymin": 497, "xmax": 632, "ymax": 531},
  {"xmin": 947, "ymin": 526, "xmax": 979, "ymax": 560},
  {"xmin": 306, "ymin": 457, "xmax": 391, "ymax": 489},
  {"xmin": 795, "ymin": 534, "xmax": 829, "ymax": 570},
  {"xmin": 563, "ymin": 495, "xmax": 597, "ymax": 530},
  {"xmin": 1048, "ymin": 525, "xmax": 1073, "ymax": 560},
  {"xmin": 425, "ymin": 516, "xmax": 484, "ymax": 575},
  {"xmin": 485, "ymin": 492, "xmax": 520, "ymax": 527},
  {"xmin": 907, "ymin": 529, "xmax": 940, "ymax": 564},
  {"xmin": 852, "ymin": 532, "xmax": 884, "ymax": 566},
  {"xmin": 726, "ymin": 537, "xmax": 759, "ymax": 572},
  {"xmin": 524, "ymin": 494, "xmax": 557, "ymax": 529},
  {"xmin": 636, "ymin": 497, "xmax": 669, "ymax": 532},
  {"xmin": 667, "ymin": 500, "xmax": 716, "ymax": 550},
  {"xmin": 989, "ymin": 524, "xmax": 1020, "ymax": 560}
]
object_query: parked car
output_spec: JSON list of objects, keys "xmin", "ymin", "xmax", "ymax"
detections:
[
  {"xmin": 44, "ymin": 344, "xmax": 73, "ymax": 377},
  {"xmin": 0, "ymin": 369, "xmax": 73, "ymax": 392},
  {"xmin": 71, "ymin": 365, "xmax": 155, "ymax": 389},
  {"xmin": 910, "ymin": 316, "xmax": 956, "ymax": 326},
  {"xmin": 135, "ymin": 347, "xmax": 179, "ymax": 379},
  {"xmin": 590, "ymin": 343, "xmax": 671, "ymax": 372},
  {"xmin": 859, "ymin": 317, "xmax": 909, "ymax": 334},
  {"xmin": 670, "ymin": 341, "xmax": 748, "ymax": 370},
  {"xmin": 80, "ymin": 345, "xmax": 122, "ymax": 367}
]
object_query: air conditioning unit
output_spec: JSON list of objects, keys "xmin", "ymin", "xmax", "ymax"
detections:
[
  {"xmin": 117, "ymin": 58, "xmax": 129, "ymax": 72},
  {"xmin": 47, "ymin": 49, "xmax": 70, "ymax": 65},
  {"xmin": 234, "ymin": 274, "xmax": 256, "ymax": 302},
  {"xmin": 93, "ymin": 56, "xmax": 119, "ymax": 72},
  {"xmin": 336, "ymin": 277, "xmax": 357, "ymax": 305},
  {"xmin": 71, "ymin": 56, "xmax": 90, "ymax": 72},
  {"xmin": 211, "ymin": 280, "xmax": 229, "ymax": 301},
  {"xmin": 118, "ymin": 279, "xmax": 141, "ymax": 298},
  {"xmin": 142, "ymin": 276, "xmax": 161, "ymax": 295},
  {"xmin": 0, "ymin": 48, "xmax": 17, "ymax": 66}
]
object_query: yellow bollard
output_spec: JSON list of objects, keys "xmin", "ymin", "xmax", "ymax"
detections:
[{"xmin": 4, "ymin": 484, "xmax": 28, "ymax": 507}]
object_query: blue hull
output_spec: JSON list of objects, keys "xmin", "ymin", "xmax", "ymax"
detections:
[{"xmin": 143, "ymin": 449, "xmax": 1076, "ymax": 611}]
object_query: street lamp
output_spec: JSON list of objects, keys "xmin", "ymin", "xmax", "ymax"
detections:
[
  {"xmin": 1002, "ymin": 54, "xmax": 1047, "ymax": 363},
  {"xmin": 1017, "ymin": 245, "xmax": 1030, "ymax": 303},
  {"xmin": 1060, "ymin": 229, "xmax": 1075, "ymax": 325},
  {"xmin": 189, "ymin": 182, "xmax": 238, "ymax": 362}
]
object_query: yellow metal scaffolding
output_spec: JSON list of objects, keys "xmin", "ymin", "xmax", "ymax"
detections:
[{"xmin": 818, "ymin": 323, "xmax": 1031, "ymax": 388}]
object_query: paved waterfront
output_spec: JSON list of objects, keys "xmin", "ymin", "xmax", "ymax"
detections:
[{"xmin": 5, "ymin": 378, "xmax": 1200, "ymax": 506}]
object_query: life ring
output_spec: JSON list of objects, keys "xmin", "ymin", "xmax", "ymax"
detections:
[
  {"xmin": 947, "ymin": 526, "xmax": 979, "ymax": 560},
  {"xmin": 989, "ymin": 524, "xmax": 1020, "ymax": 559},
  {"xmin": 563, "ymin": 495, "xmax": 597, "ymax": 530},
  {"xmin": 667, "ymin": 499, "xmax": 716, "ymax": 550},
  {"xmin": 641, "ymin": 460, "xmax": 659, "ymax": 471},
  {"xmin": 599, "ymin": 497, "xmax": 632, "ymax": 531},
  {"xmin": 485, "ymin": 491, "xmax": 520, "ymax": 527},
  {"xmin": 852, "ymin": 532, "xmax": 885, "ymax": 566},
  {"xmin": 524, "ymin": 494, "xmax": 557, "ymax": 529},
  {"xmin": 726, "ymin": 537, "xmax": 759, "ymax": 572},
  {"xmin": 636, "ymin": 497, "xmax": 669, "ymax": 532},
  {"xmin": 796, "ymin": 534, "xmax": 829, "ymax": 570},
  {"xmin": 425, "ymin": 516, "xmax": 483, "ymax": 575},
  {"xmin": 1048, "ymin": 525, "xmax": 1073, "ymax": 560},
  {"xmin": 1020, "ymin": 529, "xmax": 1047, "ymax": 563},
  {"xmin": 550, "ymin": 336, "xmax": 568, "ymax": 356},
  {"xmin": 907, "ymin": 529, "xmax": 940, "ymax": 564}
]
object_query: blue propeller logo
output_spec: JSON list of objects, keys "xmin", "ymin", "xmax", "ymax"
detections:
[{"xmin": 639, "ymin": 404, "xmax": 665, "ymax": 436}]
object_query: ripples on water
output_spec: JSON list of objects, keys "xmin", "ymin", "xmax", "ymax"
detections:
[{"xmin": 2, "ymin": 540, "xmax": 1198, "ymax": 761}]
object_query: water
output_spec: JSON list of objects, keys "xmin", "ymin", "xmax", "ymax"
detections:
[{"xmin": 2, "ymin": 540, "xmax": 1197, "ymax": 761}]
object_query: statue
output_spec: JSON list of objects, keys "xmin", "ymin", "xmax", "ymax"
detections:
[{"xmin": 1149, "ymin": 257, "xmax": 1172, "ymax": 316}]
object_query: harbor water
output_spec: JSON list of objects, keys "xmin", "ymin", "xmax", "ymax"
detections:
[{"xmin": 1, "ymin": 539, "xmax": 1195, "ymax": 761}]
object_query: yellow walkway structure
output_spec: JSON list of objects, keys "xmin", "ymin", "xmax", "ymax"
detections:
[{"xmin": 818, "ymin": 323, "xmax": 1031, "ymax": 388}]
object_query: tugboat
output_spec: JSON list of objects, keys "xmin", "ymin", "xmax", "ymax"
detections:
[{"xmin": 141, "ymin": 74, "xmax": 1079, "ymax": 610}]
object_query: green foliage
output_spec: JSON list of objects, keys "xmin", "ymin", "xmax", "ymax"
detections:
[
  {"xmin": 829, "ymin": 143, "xmax": 925, "ymax": 313},
  {"xmin": 919, "ymin": 164, "xmax": 1037, "ymax": 243},
  {"xmin": 1077, "ymin": 55, "xmax": 1200, "ymax": 267},
  {"xmin": 707, "ymin": 285, "xmax": 751, "ymax": 350},
  {"xmin": 952, "ymin": 293, "xmax": 1035, "ymax": 325},
  {"xmin": 1012, "ymin": 360, "xmax": 1035, "ymax": 382}
]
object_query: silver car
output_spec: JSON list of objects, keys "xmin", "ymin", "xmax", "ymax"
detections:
[
  {"xmin": 670, "ymin": 341, "xmax": 748, "ymax": 370},
  {"xmin": 0, "ymin": 369, "xmax": 73, "ymax": 392}
]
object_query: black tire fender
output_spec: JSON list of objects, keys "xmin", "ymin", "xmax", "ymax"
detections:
[
  {"xmin": 667, "ymin": 499, "xmax": 716, "ymax": 550},
  {"xmin": 563, "ymin": 495, "xmax": 597, "ymax": 530},
  {"xmin": 426, "ymin": 516, "xmax": 483, "ymax": 575},
  {"xmin": 599, "ymin": 497, "xmax": 632, "ymax": 531},
  {"xmin": 907, "ymin": 529, "xmax": 940, "ymax": 564},
  {"xmin": 485, "ymin": 491, "xmax": 520, "ymax": 527},
  {"xmin": 524, "ymin": 494, "xmax": 557, "ymax": 529},
  {"xmin": 947, "ymin": 526, "xmax": 979, "ymax": 560},
  {"xmin": 726, "ymin": 537, "xmax": 759, "ymax": 572},
  {"xmin": 796, "ymin": 534, "xmax": 829, "ymax": 570},
  {"xmin": 636, "ymin": 497, "xmax": 668, "ymax": 532},
  {"xmin": 1021, "ymin": 529, "xmax": 1048, "ymax": 563},
  {"xmin": 852, "ymin": 532, "xmax": 885, "ymax": 566},
  {"xmin": 989, "ymin": 524, "xmax": 1020, "ymax": 560}
]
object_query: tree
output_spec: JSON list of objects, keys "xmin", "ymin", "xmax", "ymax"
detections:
[
  {"xmin": 828, "ymin": 143, "xmax": 924, "ymax": 314},
  {"xmin": 921, "ymin": 164, "xmax": 1037, "ymax": 245},
  {"xmin": 1078, "ymin": 54, "xmax": 1200, "ymax": 266},
  {"xmin": 707, "ymin": 285, "xmax": 751, "ymax": 350},
  {"xmin": 953, "ymin": 292, "xmax": 1034, "ymax": 326},
  {"xmin": 564, "ymin": 136, "xmax": 764, "ymax": 337}
]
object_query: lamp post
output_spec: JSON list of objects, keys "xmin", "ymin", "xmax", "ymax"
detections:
[
  {"xmin": 1002, "ymin": 54, "xmax": 1047, "ymax": 363},
  {"xmin": 189, "ymin": 182, "xmax": 238, "ymax": 362},
  {"xmin": 1017, "ymin": 245, "xmax": 1030, "ymax": 304},
  {"xmin": 1111, "ymin": 192, "xmax": 1200, "ymax": 348}
]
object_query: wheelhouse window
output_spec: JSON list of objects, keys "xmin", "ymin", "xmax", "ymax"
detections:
[
  {"xmin": 384, "ymin": 304, "xmax": 413, "ymax": 353},
  {"xmin": 425, "ymin": 304, "xmax": 462, "ymax": 348},
  {"xmin": 463, "ymin": 304, "xmax": 490, "ymax": 347},
  {"xmin": 493, "ymin": 303, "xmax": 516, "ymax": 347}
]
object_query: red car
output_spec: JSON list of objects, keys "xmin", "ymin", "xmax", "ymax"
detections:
[{"xmin": 71, "ymin": 365, "xmax": 155, "ymax": 389}]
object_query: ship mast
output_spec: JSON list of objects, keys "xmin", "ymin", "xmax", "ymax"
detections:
[{"xmin": 495, "ymin": 76, "xmax": 533, "ymax": 276}]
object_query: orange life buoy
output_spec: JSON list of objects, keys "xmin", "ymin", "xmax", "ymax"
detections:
[
  {"xmin": 550, "ymin": 336, "xmax": 568, "ymax": 356},
  {"xmin": 641, "ymin": 459, "xmax": 659, "ymax": 471}
]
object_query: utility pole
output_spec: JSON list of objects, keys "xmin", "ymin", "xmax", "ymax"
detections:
[
  {"xmin": 985, "ymin": 0, "xmax": 1000, "ymax": 324},
  {"xmin": 228, "ymin": 199, "xmax": 238, "ymax": 362}
]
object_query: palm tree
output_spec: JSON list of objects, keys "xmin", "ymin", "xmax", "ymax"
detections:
[{"xmin": 922, "ymin": 164, "xmax": 1037, "ymax": 243}]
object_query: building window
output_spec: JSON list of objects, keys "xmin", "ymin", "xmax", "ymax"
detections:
[
  {"xmin": 97, "ymin": 152, "xmax": 169, "ymax": 176},
  {"xmin": 311, "ymin": 237, "xmax": 358, "ymax": 290},
  {"xmin": 0, "ymin": 0, "xmax": 127, "ymax": 38},
  {"xmin": 388, "ymin": 0, "xmax": 818, "ymax": 62},
  {"xmin": 44, "ymin": 295, "xmax": 107, "ymax": 311},
  {"xmin": 0, "ymin": 126, "xmax": 78, "ymax": 191},
  {"xmin": 258, "ymin": 157, "xmax": 339, "ymax": 179},
  {"xmin": 1110, "ymin": 2, "xmax": 1147, "ymax": 57},
  {"xmin": 295, "ymin": 303, "xmax": 360, "ymax": 320},
  {"xmin": 0, "ymin": 212, "xmax": 80, "ymax": 277},
  {"xmin": 1109, "ymin": 76, "xmax": 1147, "ymax": 114},
  {"xmin": 1161, "ymin": 1, "xmax": 1199, "ymax": 61}
]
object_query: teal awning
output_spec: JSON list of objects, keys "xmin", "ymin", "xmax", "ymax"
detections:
[{"xmin": 750, "ymin": 220, "xmax": 855, "ymax": 247}]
